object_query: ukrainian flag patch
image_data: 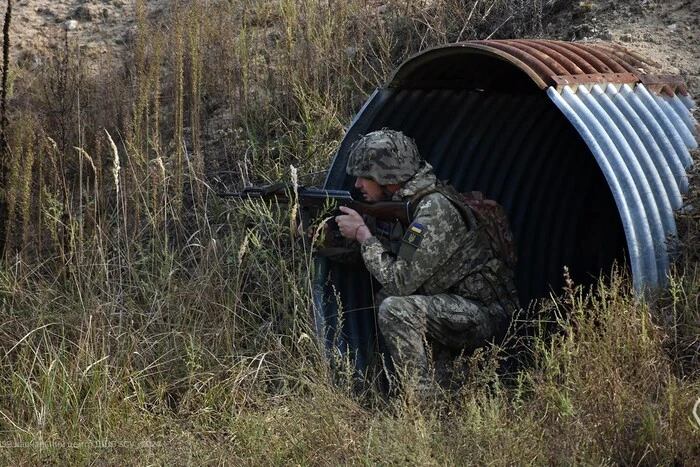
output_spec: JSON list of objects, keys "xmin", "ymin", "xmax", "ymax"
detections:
[{"xmin": 402, "ymin": 222, "xmax": 424, "ymax": 248}]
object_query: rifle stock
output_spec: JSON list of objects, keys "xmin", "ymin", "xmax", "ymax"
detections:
[{"xmin": 217, "ymin": 184, "xmax": 411, "ymax": 227}]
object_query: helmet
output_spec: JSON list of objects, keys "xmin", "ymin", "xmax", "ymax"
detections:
[{"xmin": 346, "ymin": 129, "xmax": 422, "ymax": 185}]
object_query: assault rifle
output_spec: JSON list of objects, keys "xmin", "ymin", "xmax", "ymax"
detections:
[{"xmin": 216, "ymin": 183, "xmax": 411, "ymax": 227}]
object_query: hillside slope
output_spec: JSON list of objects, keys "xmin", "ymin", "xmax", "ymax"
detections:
[{"xmin": 7, "ymin": 1, "xmax": 700, "ymax": 102}]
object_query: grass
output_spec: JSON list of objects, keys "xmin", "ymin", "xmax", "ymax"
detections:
[{"xmin": 0, "ymin": 0, "xmax": 699, "ymax": 464}]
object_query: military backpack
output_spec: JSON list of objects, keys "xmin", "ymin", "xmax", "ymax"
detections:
[{"xmin": 410, "ymin": 184, "xmax": 518, "ymax": 270}]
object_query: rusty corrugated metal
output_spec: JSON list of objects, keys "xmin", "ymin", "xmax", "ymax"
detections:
[
  {"xmin": 388, "ymin": 39, "xmax": 687, "ymax": 95},
  {"xmin": 313, "ymin": 39, "xmax": 698, "ymax": 378}
]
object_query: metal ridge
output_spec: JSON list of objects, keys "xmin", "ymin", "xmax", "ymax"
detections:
[{"xmin": 388, "ymin": 39, "xmax": 687, "ymax": 96}]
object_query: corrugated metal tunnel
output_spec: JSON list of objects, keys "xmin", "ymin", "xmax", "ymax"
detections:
[{"xmin": 313, "ymin": 39, "xmax": 698, "ymax": 375}]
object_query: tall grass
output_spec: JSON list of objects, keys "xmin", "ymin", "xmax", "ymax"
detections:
[{"xmin": 0, "ymin": 0, "xmax": 698, "ymax": 464}]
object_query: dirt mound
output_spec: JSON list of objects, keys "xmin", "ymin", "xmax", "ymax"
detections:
[
  {"xmin": 7, "ymin": 0, "xmax": 160, "ymax": 70},
  {"xmin": 6, "ymin": 1, "xmax": 699, "ymax": 104}
]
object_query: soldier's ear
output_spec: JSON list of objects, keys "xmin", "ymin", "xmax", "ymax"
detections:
[{"xmin": 385, "ymin": 182, "xmax": 402, "ymax": 193}]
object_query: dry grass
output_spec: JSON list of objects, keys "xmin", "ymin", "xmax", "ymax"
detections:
[{"xmin": 0, "ymin": 0, "xmax": 698, "ymax": 464}]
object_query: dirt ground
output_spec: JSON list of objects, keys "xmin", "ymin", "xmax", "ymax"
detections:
[
  {"xmin": 8, "ymin": 0, "xmax": 143, "ymax": 70},
  {"xmin": 6, "ymin": 0, "xmax": 700, "ymax": 107}
]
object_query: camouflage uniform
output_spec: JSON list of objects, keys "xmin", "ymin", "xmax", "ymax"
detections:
[{"xmin": 345, "ymin": 130, "xmax": 519, "ymax": 385}]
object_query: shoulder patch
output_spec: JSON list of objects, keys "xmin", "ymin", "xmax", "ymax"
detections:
[{"xmin": 402, "ymin": 221, "xmax": 424, "ymax": 248}]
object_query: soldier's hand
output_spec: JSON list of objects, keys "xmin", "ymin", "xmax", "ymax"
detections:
[
  {"xmin": 296, "ymin": 222, "xmax": 312, "ymax": 238},
  {"xmin": 336, "ymin": 206, "xmax": 371, "ymax": 242},
  {"xmin": 297, "ymin": 220, "xmax": 334, "ymax": 247}
]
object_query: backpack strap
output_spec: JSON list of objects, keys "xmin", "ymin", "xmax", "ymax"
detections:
[
  {"xmin": 408, "ymin": 183, "xmax": 477, "ymax": 230},
  {"xmin": 408, "ymin": 187, "xmax": 440, "ymax": 216}
]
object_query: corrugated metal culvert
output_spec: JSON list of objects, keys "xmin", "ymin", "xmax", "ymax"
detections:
[{"xmin": 313, "ymin": 39, "xmax": 698, "ymax": 375}]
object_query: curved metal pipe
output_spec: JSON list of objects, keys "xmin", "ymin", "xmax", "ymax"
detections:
[
  {"xmin": 619, "ymin": 84, "xmax": 689, "ymax": 194},
  {"xmin": 548, "ymin": 87, "xmax": 649, "ymax": 294}
]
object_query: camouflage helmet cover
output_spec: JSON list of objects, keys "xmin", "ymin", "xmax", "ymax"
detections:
[{"xmin": 346, "ymin": 129, "xmax": 422, "ymax": 184}]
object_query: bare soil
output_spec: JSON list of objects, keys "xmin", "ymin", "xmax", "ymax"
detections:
[
  {"xmin": 6, "ymin": 0, "xmax": 700, "ymax": 107},
  {"xmin": 9, "ymin": 0, "xmax": 144, "ymax": 70}
]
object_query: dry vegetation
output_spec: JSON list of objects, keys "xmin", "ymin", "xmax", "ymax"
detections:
[{"xmin": 0, "ymin": 0, "xmax": 699, "ymax": 464}]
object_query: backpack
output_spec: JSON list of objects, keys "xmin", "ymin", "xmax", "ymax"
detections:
[
  {"xmin": 410, "ymin": 185, "xmax": 518, "ymax": 270},
  {"xmin": 457, "ymin": 191, "xmax": 518, "ymax": 270}
]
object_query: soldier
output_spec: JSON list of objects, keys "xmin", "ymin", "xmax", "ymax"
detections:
[{"xmin": 331, "ymin": 129, "xmax": 520, "ymax": 392}]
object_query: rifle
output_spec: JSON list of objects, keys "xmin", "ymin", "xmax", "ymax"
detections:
[{"xmin": 216, "ymin": 183, "xmax": 411, "ymax": 227}]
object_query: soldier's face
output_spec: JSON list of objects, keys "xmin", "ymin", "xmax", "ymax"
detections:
[{"xmin": 354, "ymin": 177, "xmax": 384, "ymax": 201}]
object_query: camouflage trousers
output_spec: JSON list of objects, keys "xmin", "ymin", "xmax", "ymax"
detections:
[{"xmin": 377, "ymin": 294, "xmax": 509, "ymax": 384}]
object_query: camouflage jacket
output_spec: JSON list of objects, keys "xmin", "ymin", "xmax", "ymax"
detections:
[{"xmin": 360, "ymin": 163, "xmax": 519, "ymax": 310}]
